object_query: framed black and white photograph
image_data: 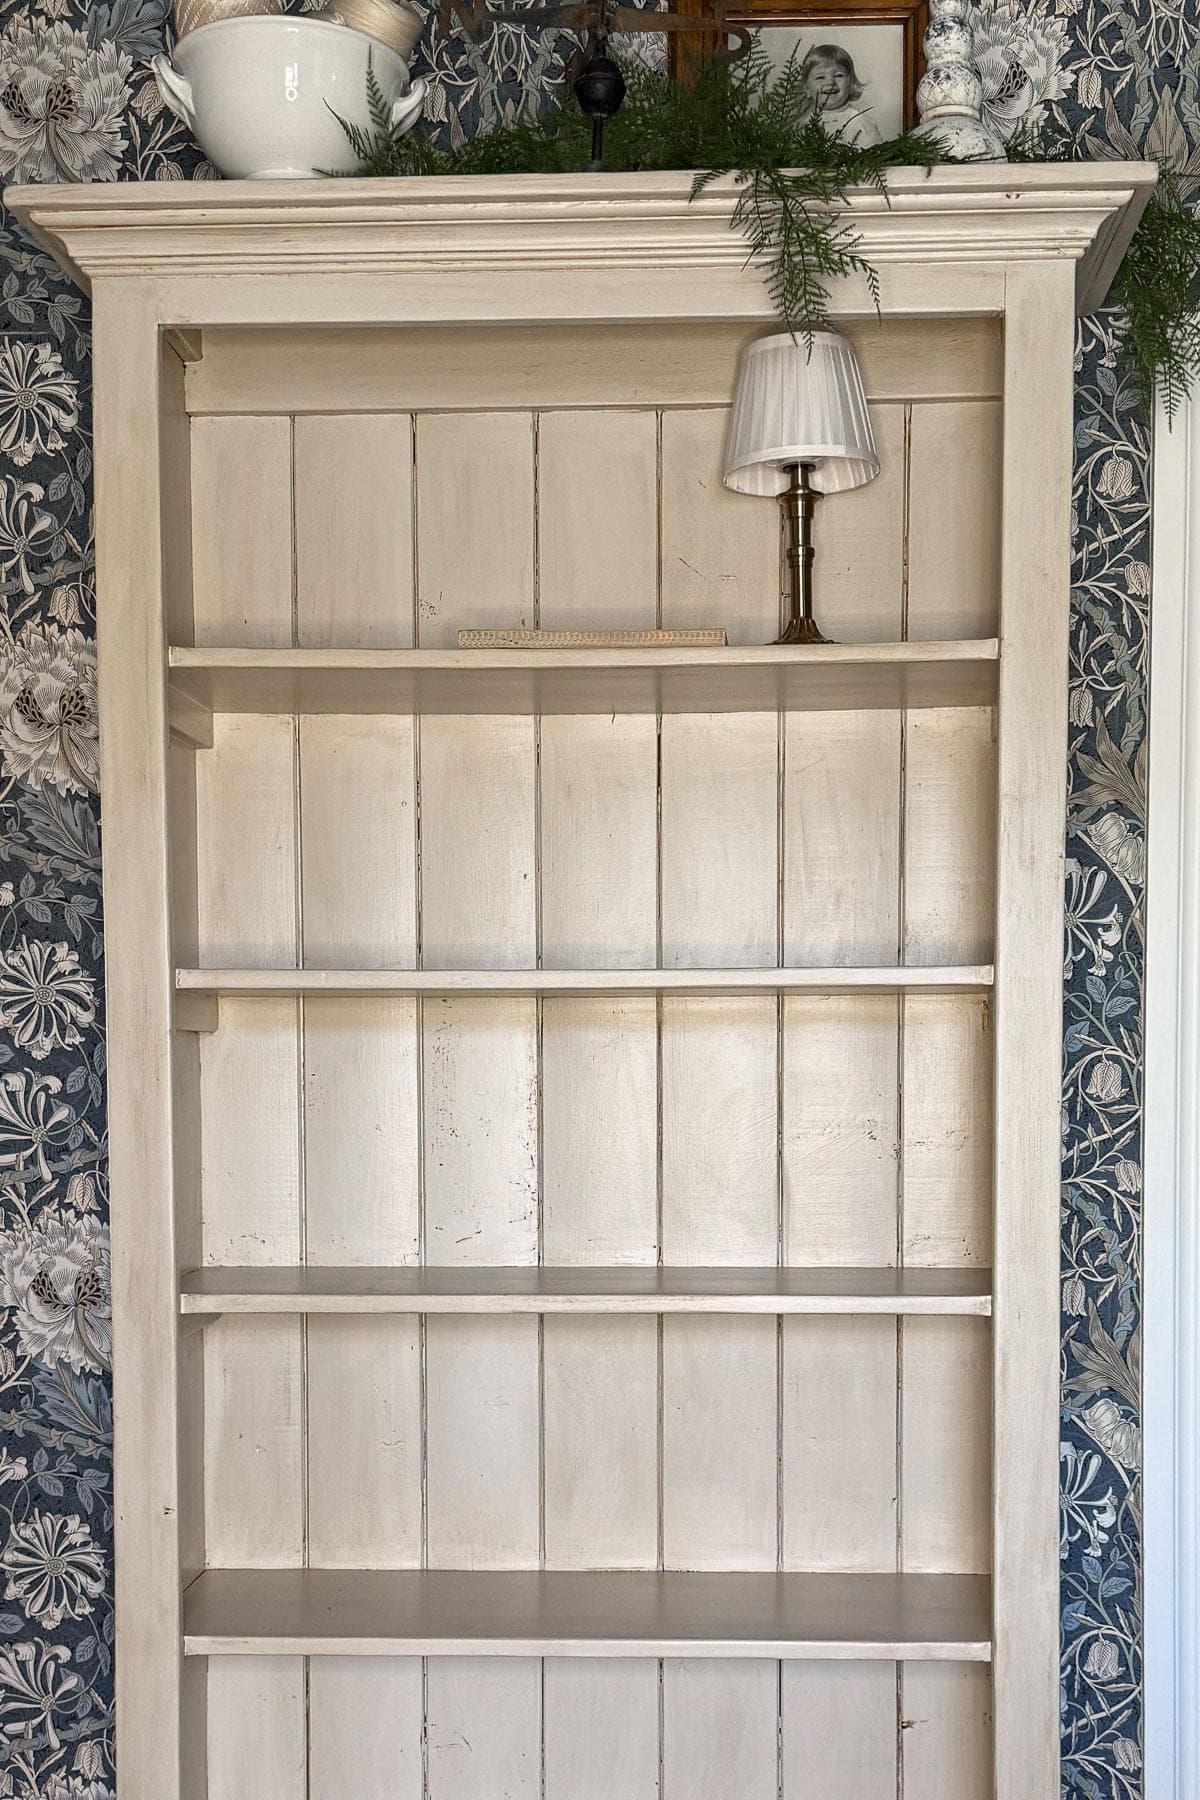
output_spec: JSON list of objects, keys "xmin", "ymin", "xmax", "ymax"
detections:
[{"xmin": 676, "ymin": 0, "xmax": 928, "ymax": 133}]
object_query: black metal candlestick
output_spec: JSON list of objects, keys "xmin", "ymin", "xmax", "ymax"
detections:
[{"xmin": 571, "ymin": 37, "xmax": 627, "ymax": 169}]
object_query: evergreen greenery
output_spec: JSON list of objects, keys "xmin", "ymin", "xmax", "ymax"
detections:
[
  {"xmin": 1006, "ymin": 122, "xmax": 1200, "ymax": 414},
  {"xmin": 339, "ymin": 49, "xmax": 942, "ymax": 334},
  {"xmin": 340, "ymin": 49, "xmax": 1200, "ymax": 407},
  {"xmin": 1111, "ymin": 178, "xmax": 1200, "ymax": 417}
]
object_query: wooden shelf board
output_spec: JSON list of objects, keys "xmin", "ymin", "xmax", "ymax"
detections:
[
  {"xmin": 180, "ymin": 1264, "xmax": 992, "ymax": 1316},
  {"xmin": 182, "ymin": 1569, "xmax": 992, "ymax": 1661},
  {"xmin": 176, "ymin": 964, "xmax": 994, "ymax": 999},
  {"xmin": 167, "ymin": 641, "xmax": 999, "ymax": 718}
]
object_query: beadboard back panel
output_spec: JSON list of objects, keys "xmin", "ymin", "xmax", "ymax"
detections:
[{"xmin": 167, "ymin": 335, "xmax": 999, "ymax": 1796}]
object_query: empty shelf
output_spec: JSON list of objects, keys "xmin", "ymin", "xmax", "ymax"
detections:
[
  {"xmin": 180, "ymin": 1265, "xmax": 993, "ymax": 1316},
  {"xmin": 176, "ymin": 965, "xmax": 994, "ymax": 998},
  {"xmin": 182, "ymin": 1569, "xmax": 992, "ymax": 1660},
  {"xmin": 167, "ymin": 640, "xmax": 999, "ymax": 720}
]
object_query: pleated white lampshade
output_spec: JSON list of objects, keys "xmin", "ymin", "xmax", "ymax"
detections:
[{"xmin": 722, "ymin": 330, "xmax": 879, "ymax": 497}]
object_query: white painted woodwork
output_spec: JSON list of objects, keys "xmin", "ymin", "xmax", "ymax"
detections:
[
  {"xmin": 662, "ymin": 1661, "xmax": 779, "ymax": 1800},
  {"xmin": 543, "ymin": 1660, "xmax": 659, "ymax": 1800},
  {"xmin": 426, "ymin": 1659, "xmax": 541, "ymax": 1800},
  {"xmin": 12, "ymin": 167, "xmax": 1153, "ymax": 1800},
  {"xmin": 989, "ymin": 260, "xmax": 1076, "ymax": 1800},
  {"xmin": 183, "ymin": 316, "xmax": 1003, "ymax": 416},
  {"xmin": 902, "ymin": 1663, "xmax": 994, "ymax": 1798},
  {"xmin": 206, "ymin": 1658, "xmax": 304, "ymax": 1800},
  {"xmin": 167, "ymin": 639, "xmax": 1001, "ymax": 714},
  {"xmin": 177, "ymin": 963, "xmax": 994, "ymax": 997},
  {"xmin": 307, "ymin": 1659, "xmax": 423, "ymax": 1800},
  {"xmin": 1145, "ymin": 385, "xmax": 1200, "ymax": 1799},
  {"xmin": 783, "ymin": 1662, "xmax": 897, "ymax": 1798}
]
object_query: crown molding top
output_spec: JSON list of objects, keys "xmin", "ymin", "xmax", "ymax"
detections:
[{"xmin": 5, "ymin": 163, "xmax": 1157, "ymax": 318}]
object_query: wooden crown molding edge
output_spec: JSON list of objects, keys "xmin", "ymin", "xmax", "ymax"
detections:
[{"xmin": 5, "ymin": 162, "xmax": 1157, "ymax": 314}]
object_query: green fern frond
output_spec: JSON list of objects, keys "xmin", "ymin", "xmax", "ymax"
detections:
[{"xmin": 1114, "ymin": 175, "xmax": 1200, "ymax": 418}]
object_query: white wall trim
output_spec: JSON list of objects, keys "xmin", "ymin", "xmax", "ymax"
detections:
[{"xmin": 1145, "ymin": 387, "xmax": 1200, "ymax": 1798}]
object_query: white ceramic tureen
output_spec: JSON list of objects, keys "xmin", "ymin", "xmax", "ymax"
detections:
[{"xmin": 152, "ymin": 15, "xmax": 426, "ymax": 179}]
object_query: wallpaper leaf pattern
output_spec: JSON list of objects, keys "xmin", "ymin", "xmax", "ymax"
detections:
[{"xmin": 0, "ymin": 0, "xmax": 1189, "ymax": 1790}]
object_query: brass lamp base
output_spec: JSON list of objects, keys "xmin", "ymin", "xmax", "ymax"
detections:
[
  {"xmin": 777, "ymin": 614, "xmax": 829, "ymax": 646},
  {"xmin": 776, "ymin": 460, "xmax": 833, "ymax": 645}
]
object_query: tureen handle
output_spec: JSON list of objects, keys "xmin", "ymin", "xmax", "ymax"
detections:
[
  {"xmin": 389, "ymin": 77, "xmax": 427, "ymax": 137},
  {"xmin": 151, "ymin": 54, "xmax": 198, "ymax": 133}
]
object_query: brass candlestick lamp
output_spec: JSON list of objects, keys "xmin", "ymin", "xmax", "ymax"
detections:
[{"xmin": 722, "ymin": 330, "xmax": 880, "ymax": 645}]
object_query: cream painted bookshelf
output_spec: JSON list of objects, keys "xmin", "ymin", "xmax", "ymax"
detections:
[{"xmin": 8, "ymin": 164, "xmax": 1156, "ymax": 1800}]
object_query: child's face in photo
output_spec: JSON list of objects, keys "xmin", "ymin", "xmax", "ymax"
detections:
[{"xmin": 805, "ymin": 55, "xmax": 853, "ymax": 111}]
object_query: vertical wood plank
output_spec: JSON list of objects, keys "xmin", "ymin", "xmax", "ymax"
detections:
[
  {"xmin": 902, "ymin": 1664, "xmax": 993, "ymax": 1800},
  {"xmin": 207, "ymin": 1660, "xmax": 305, "ymax": 1800},
  {"xmin": 660, "ymin": 408, "xmax": 778, "ymax": 641},
  {"xmin": 907, "ymin": 399, "xmax": 1002, "ymax": 640},
  {"xmin": 294, "ymin": 414, "xmax": 414, "ymax": 647},
  {"xmin": 418, "ymin": 411, "xmax": 542, "ymax": 1794},
  {"xmin": 298, "ymin": 708, "xmax": 422, "ymax": 1574},
  {"xmin": 538, "ymin": 714, "xmax": 657, "ymax": 970},
  {"xmin": 306, "ymin": 1316, "xmax": 422, "ymax": 1565},
  {"xmin": 782, "ymin": 1317, "xmax": 897, "ymax": 1571},
  {"xmin": 538, "ymin": 410, "xmax": 658, "ymax": 624},
  {"xmin": 543, "ymin": 1661, "xmax": 659, "ymax": 1800},
  {"xmin": 169, "ymin": 731, "xmax": 206, "ymax": 1605},
  {"xmin": 539, "ymin": 996, "xmax": 657, "ymax": 1264},
  {"xmin": 902, "ymin": 1316, "xmax": 992, "ymax": 1575},
  {"xmin": 782, "ymin": 1663, "xmax": 897, "ymax": 1800},
  {"xmin": 904, "ymin": 707, "xmax": 996, "ymax": 968},
  {"xmin": 662, "ymin": 1315, "xmax": 778, "ymax": 1569},
  {"xmin": 298, "ymin": 715, "xmax": 416, "ymax": 970},
  {"xmin": 426, "ymin": 1315, "xmax": 541, "ymax": 1567},
  {"xmin": 783, "ymin": 711, "xmax": 902, "ymax": 965},
  {"xmin": 415, "ymin": 411, "xmax": 534, "ymax": 645},
  {"xmin": 196, "ymin": 711, "xmax": 303, "ymax": 1569},
  {"xmin": 663, "ymin": 1662, "xmax": 777, "ymax": 1800},
  {"xmin": 544, "ymin": 1315, "xmax": 658, "ymax": 1569},
  {"xmin": 782, "ymin": 705, "xmax": 902, "ymax": 1267},
  {"xmin": 195, "ymin": 715, "xmax": 297, "ymax": 970},
  {"xmin": 190, "ymin": 414, "xmax": 293, "ymax": 646},
  {"xmin": 92, "ymin": 291, "xmax": 195, "ymax": 1800},
  {"xmin": 783, "ymin": 998, "xmax": 899, "ymax": 1265},
  {"xmin": 308, "ymin": 1659, "xmax": 423, "ymax": 1800},
  {"xmin": 427, "ymin": 1660, "xmax": 542, "ymax": 1800},
  {"xmin": 659, "ymin": 711, "xmax": 779, "ymax": 1260},
  {"xmin": 419, "ymin": 714, "xmax": 535, "ymax": 971},
  {"xmin": 778, "ymin": 554, "xmax": 906, "ymax": 1757},
  {"xmin": 659, "ymin": 468, "xmax": 781, "ymax": 1778},
  {"xmin": 538, "ymin": 410, "xmax": 662, "ymax": 1787},
  {"xmin": 991, "ymin": 269, "xmax": 1073, "ymax": 1800},
  {"xmin": 202, "ymin": 1319, "xmax": 303, "ymax": 1566},
  {"xmin": 659, "ymin": 709, "xmax": 778, "ymax": 1567},
  {"xmin": 901, "ymin": 996, "xmax": 993, "ymax": 1267},
  {"xmin": 810, "ymin": 403, "xmax": 907, "ymax": 643}
]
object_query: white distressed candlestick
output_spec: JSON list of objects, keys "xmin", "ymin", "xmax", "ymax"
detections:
[{"xmin": 914, "ymin": 0, "xmax": 1004, "ymax": 161}]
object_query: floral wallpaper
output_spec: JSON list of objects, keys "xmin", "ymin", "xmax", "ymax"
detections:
[{"xmin": 0, "ymin": 0, "xmax": 1188, "ymax": 1793}]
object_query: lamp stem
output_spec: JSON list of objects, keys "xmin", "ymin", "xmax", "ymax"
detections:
[{"xmin": 777, "ymin": 460, "xmax": 827, "ymax": 646}]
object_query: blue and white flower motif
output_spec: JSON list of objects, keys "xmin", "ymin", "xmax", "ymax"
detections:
[
  {"xmin": 0, "ymin": 22, "xmax": 133, "ymax": 183},
  {"xmin": 1, "ymin": 1510, "xmax": 105, "ymax": 1628},
  {"xmin": 0, "ymin": 341, "xmax": 79, "ymax": 469},
  {"xmin": 0, "ymin": 1215, "xmax": 111, "ymax": 1371},
  {"xmin": 0, "ymin": 624, "xmax": 99, "ymax": 795},
  {"xmin": 0, "ymin": 938, "xmax": 96, "ymax": 1060}
]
